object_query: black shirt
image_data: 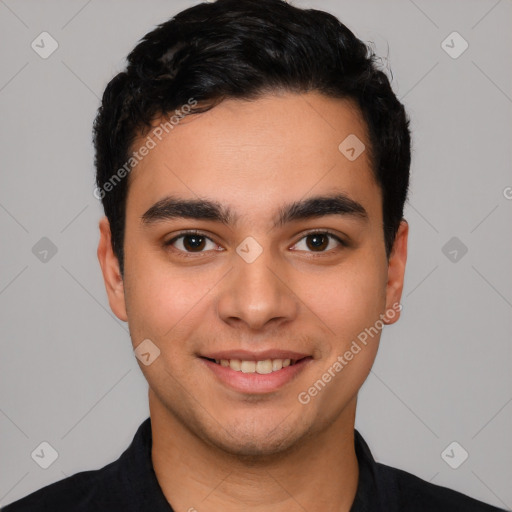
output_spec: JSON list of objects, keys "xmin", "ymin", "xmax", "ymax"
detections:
[{"xmin": 2, "ymin": 417, "xmax": 505, "ymax": 511}]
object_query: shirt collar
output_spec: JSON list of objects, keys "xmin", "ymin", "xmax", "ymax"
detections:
[
  {"xmin": 120, "ymin": 417, "xmax": 174, "ymax": 511},
  {"xmin": 120, "ymin": 417, "xmax": 385, "ymax": 511},
  {"xmin": 350, "ymin": 428, "xmax": 387, "ymax": 511}
]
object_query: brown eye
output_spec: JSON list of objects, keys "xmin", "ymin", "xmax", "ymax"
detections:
[
  {"xmin": 291, "ymin": 232, "xmax": 345, "ymax": 253},
  {"xmin": 182, "ymin": 234, "xmax": 206, "ymax": 252},
  {"xmin": 166, "ymin": 232, "xmax": 218, "ymax": 253},
  {"xmin": 305, "ymin": 233, "xmax": 329, "ymax": 251}
]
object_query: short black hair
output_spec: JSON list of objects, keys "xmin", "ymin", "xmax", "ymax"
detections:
[{"xmin": 93, "ymin": 0, "xmax": 411, "ymax": 275}]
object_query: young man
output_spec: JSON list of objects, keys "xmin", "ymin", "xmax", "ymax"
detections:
[{"xmin": 3, "ymin": 0, "xmax": 506, "ymax": 510}]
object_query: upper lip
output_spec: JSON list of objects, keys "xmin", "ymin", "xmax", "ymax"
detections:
[{"xmin": 199, "ymin": 350, "xmax": 311, "ymax": 361}]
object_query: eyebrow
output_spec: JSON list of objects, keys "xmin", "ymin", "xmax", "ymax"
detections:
[{"xmin": 141, "ymin": 193, "xmax": 369, "ymax": 228}]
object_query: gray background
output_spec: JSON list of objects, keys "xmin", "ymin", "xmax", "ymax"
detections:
[{"xmin": 1, "ymin": 0, "xmax": 511, "ymax": 508}]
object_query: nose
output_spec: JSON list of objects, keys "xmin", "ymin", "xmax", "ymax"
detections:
[{"xmin": 216, "ymin": 243, "xmax": 299, "ymax": 332}]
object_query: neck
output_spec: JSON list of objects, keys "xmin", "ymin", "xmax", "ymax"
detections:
[{"xmin": 149, "ymin": 391, "xmax": 359, "ymax": 512}]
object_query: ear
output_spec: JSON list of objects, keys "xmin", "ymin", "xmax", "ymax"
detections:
[
  {"xmin": 383, "ymin": 219, "xmax": 408, "ymax": 325},
  {"xmin": 97, "ymin": 216, "xmax": 128, "ymax": 322}
]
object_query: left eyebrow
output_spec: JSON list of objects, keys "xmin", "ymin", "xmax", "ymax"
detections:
[
  {"xmin": 274, "ymin": 193, "xmax": 369, "ymax": 228},
  {"xmin": 140, "ymin": 193, "xmax": 369, "ymax": 228}
]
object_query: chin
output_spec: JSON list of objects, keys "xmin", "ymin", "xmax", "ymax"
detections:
[
  {"xmin": 210, "ymin": 432, "xmax": 301, "ymax": 460},
  {"xmin": 199, "ymin": 413, "xmax": 315, "ymax": 460}
]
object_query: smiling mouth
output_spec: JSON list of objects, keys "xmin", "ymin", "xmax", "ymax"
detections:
[{"xmin": 200, "ymin": 356, "xmax": 311, "ymax": 374}]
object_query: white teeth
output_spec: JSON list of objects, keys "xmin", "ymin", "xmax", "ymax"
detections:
[
  {"xmin": 272, "ymin": 359, "xmax": 283, "ymax": 371},
  {"xmin": 229, "ymin": 359, "xmax": 241, "ymax": 371},
  {"xmin": 216, "ymin": 358, "xmax": 297, "ymax": 373},
  {"xmin": 256, "ymin": 359, "xmax": 273, "ymax": 374},
  {"xmin": 240, "ymin": 360, "xmax": 256, "ymax": 373}
]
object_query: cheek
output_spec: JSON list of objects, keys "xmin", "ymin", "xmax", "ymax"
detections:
[
  {"xmin": 297, "ymin": 264, "xmax": 385, "ymax": 404},
  {"xmin": 123, "ymin": 252, "xmax": 222, "ymax": 348},
  {"xmin": 297, "ymin": 258, "xmax": 387, "ymax": 338}
]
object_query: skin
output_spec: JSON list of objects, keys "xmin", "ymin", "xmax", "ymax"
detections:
[{"xmin": 97, "ymin": 91, "xmax": 408, "ymax": 512}]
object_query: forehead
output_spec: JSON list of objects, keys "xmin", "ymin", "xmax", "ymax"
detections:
[{"xmin": 126, "ymin": 92, "xmax": 382, "ymax": 226}]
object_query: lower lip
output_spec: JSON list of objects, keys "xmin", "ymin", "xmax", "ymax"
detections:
[{"xmin": 200, "ymin": 357, "xmax": 313, "ymax": 394}]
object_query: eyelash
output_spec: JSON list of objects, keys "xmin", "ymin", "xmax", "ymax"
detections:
[{"xmin": 164, "ymin": 229, "xmax": 347, "ymax": 258}]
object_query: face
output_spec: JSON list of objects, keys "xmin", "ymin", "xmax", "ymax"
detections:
[{"xmin": 98, "ymin": 91, "xmax": 408, "ymax": 458}]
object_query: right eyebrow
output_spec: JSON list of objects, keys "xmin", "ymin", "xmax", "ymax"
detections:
[{"xmin": 141, "ymin": 196, "xmax": 237, "ymax": 226}]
